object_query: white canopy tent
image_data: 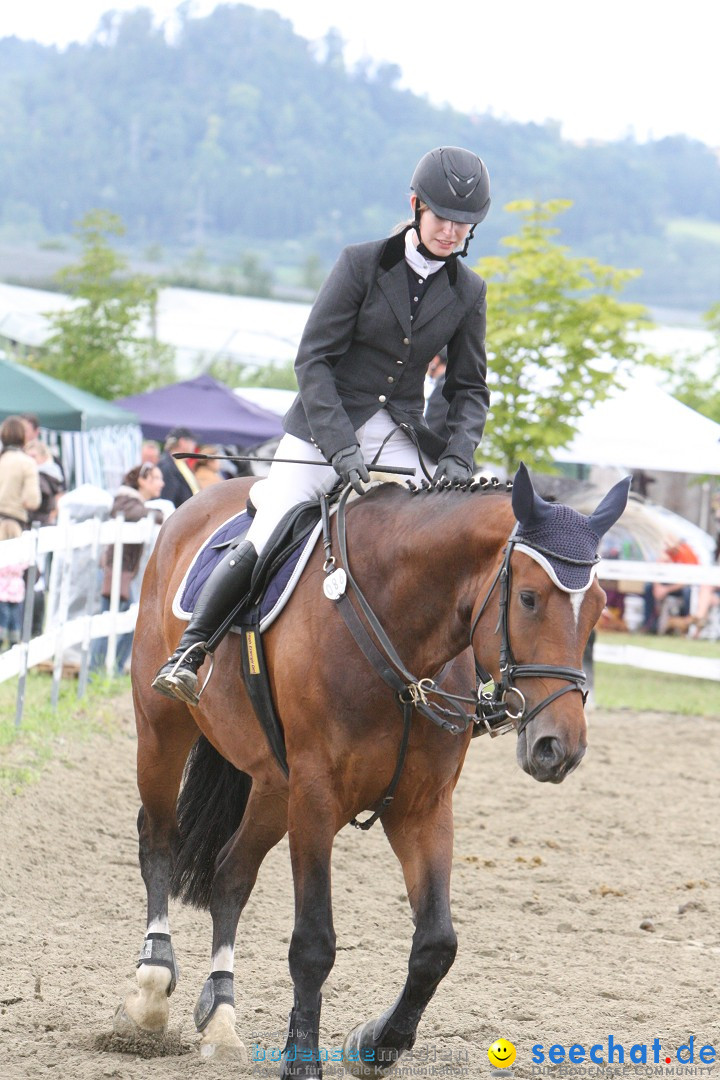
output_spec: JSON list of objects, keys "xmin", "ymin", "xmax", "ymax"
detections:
[{"xmin": 554, "ymin": 372, "xmax": 720, "ymax": 476}]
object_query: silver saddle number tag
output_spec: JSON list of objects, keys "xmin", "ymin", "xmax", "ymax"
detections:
[{"xmin": 323, "ymin": 567, "xmax": 347, "ymax": 601}]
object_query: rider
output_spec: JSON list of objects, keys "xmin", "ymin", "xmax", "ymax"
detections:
[{"xmin": 152, "ymin": 146, "xmax": 493, "ymax": 704}]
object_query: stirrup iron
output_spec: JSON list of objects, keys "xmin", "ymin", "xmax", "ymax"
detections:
[
  {"xmin": 153, "ymin": 643, "xmax": 215, "ymax": 706},
  {"xmin": 171, "ymin": 642, "xmax": 215, "ymax": 705}
]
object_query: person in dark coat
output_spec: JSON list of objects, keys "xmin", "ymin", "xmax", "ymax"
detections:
[
  {"xmin": 424, "ymin": 349, "xmax": 451, "ymax": 443},
  {"xmin": 157, "ymin": 427, "xmax": 199, "ymax": 508},
  {"xmin": 153, "ymin": 146, "xmax": 493, "ymax": 704}
]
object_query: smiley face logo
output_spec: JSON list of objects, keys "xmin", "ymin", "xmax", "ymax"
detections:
[{"xmin": 488, "ymin": 1038, "xmax": 516, "ymax": 1068}]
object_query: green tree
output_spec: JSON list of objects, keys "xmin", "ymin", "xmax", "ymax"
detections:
[
  {"xmin": 34, "ymin": 210, "xmax": 175, "ymax": 399},
  {"xmin": 664, "ymin": 301, "xmax": 720, "ymax": 424},
  {"xmin": 474, "ymin": 200, "xmax": 657, "ymax": 471}
]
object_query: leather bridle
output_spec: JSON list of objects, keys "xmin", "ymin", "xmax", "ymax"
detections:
[
  {"xmin": 322, "ymin": 487, "xmax": 596, "ymax": 828},
  {"xmin": 470, "ymin": 538, "xmax": 594, "ymax": 738}
]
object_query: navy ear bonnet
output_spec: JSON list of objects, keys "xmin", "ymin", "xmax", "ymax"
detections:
[{"xmin": 511, "ymin": 464, "xmax": 631, "ymax": 592}]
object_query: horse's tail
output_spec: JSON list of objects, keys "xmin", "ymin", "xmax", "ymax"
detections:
[{"xmin": 170, "ymin": 735, "xmax": 252, "ymax": 910}]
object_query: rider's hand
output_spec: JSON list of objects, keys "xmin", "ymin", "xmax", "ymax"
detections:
[
  {"xmin": 433, "ymin": 455, "xmax": 473, "ymax": 485},
  {"xmin": 331, "ymin": 445, "xmax": 371, "ymax": 495}
]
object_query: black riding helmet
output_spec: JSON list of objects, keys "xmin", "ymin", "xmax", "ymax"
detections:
[{"xmin": 410, "ymin": 146, "xmax": 490, "ymax": 257}]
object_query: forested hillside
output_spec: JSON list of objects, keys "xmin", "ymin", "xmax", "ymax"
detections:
[{"xmin": 1, "ymin": 3, "xmax": 719, "ymax": 309}]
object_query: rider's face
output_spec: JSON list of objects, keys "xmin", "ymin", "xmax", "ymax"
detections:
[{"xmin": 414, "ymin": 200, "xmax": 471, "ymax": 257}]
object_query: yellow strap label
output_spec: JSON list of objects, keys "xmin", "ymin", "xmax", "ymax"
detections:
[{"xmin": 245, "ymin": 630, "xmax": 260, "ymax": 675}]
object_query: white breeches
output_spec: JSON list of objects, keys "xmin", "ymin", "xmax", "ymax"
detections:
[{"xmin": 246, "ymin": 409, "xmax": 434, "ymax": 554}]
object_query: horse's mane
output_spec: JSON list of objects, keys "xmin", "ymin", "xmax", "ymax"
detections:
[
  {"xmin": 348, "ymin": 479, "xmax": 515, "ymax": 540},
  {"xmin": 406, "ymin": 476, "xmax": 513, "ymax": 498},
  {"xmin": 366, "ymin": 476, "xmax": 513, "ymax": 503}
]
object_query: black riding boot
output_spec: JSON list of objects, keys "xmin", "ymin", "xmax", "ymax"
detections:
[{"xmin": 151, "ymin": 539, "xmax": 258, "ymax": 706}]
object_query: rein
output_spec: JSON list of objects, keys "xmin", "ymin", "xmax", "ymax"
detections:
[{"xmin": 321, "ymin": 487, "xmax": 592, "ymax": 828}]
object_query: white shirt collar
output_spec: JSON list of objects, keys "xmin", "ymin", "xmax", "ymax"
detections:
[{"xmin": 404, "ymin": 229, "xmax": 446, "ymax": 277}]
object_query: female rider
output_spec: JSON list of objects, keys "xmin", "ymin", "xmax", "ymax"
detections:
[{"xmin": 152, "ymin": 145, "xmax": 492, "ymax": 704}]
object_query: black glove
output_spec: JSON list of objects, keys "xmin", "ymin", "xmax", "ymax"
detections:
[
  {"xmin": 331, "ymin": 444, "xmax": 371, "ymax": 495},
  {"xmin": 433, "ymin": 455, "xmax": 473, "ymax": 485}
]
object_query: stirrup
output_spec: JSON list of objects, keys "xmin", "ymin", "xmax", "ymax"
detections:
[{"xmin": 152, "ymin": 643, "xmax": 215, "ymax": 706}]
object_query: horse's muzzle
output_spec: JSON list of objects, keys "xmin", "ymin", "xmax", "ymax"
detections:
[{"xmin": 517, "ymin": 727, "xmax": 586, "ymax": 784}]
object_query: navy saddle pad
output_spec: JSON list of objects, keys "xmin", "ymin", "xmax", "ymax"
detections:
[{"xmin": 172, "ymin": 510, "xmax": 321, "ymax": 631}]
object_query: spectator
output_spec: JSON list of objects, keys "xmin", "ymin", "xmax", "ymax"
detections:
[
  {"xmin": 25, "ymin": 440, "xmax": 65, "ymax": 526},
  {"xmin": 91, "ymin": 463, "xmax": 165, "ymax": 675},
  {"xmin": 0, "ymin": 559, "xmax": 29, "ymax": 651},
  {"xmin": 689, "ymin": 516, "xmax": 720, "ymax": 638},
  {"xmin": 20, "ymin": 412, "xmax": 66, "ymax": 485},
  {"xmin": 193, "ymin": 444, "xmax": 224, "ymax": 489},
  {"xmin": 24, "ymin": 440, "xmax": 65, "ymax": 635},
  {"xmin": 20, "ymin": 413, "xmax": 41, "ymax": 446},
  {"xmin": 0, "ymin": 416, "xmax": 41, "ymax": 647},
  {"xmin": 642, "ymin": 540, "xmax": 699, "ymax": 634},
  {"xmin": 423, "ymin": 349, "xmax": 450, "ymax": 442},
  {"xmin": 158, "ymin": 427, "xmax": 199, "ymax": 508},
  {"xmin": 0, "ymin": 416, "xmax": 41, "ymax": 539},
  {"xmin": 141, "ymin": 439, "xmax": 160, "ymax": 465}
]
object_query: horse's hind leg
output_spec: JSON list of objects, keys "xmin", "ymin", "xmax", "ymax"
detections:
[
  {"xmin": 194, "ymin": 781, "xmax": 289, "ymax": 1062},
  {"xmin": 343, "ymin": 793, "xmax": 457, "ymax": 1077},
  {"xmin": 114, "ymin": 694, "xmax": 199, "ymax": 1038}
]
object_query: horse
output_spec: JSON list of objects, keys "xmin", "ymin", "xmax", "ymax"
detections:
[{"xmin": 114, "ymin": 463, "xmax": 629, "ymax": 1078}]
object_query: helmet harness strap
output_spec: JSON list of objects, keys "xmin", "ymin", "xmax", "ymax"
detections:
[
  {"xmin": 459, "ymin": 224, "xmax": 475, "ymax": 258},
  {"xmin": 412, "ymin": 197, "xmax": 477, "ymax": 260}
]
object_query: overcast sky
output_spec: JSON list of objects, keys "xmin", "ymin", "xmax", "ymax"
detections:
[{"xmin": 2, "ymin": 0, "xmax": 718, "ymax": 147}]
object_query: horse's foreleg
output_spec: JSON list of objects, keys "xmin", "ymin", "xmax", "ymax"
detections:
[
  {"xmin": 195, "ymin": 784, "xmax": 288, "ymax": 1062},
  {"xmin": 114, "ymin": 701, "xmax": 198, "ymax": 1038},
  {"xmin": 280, "ymin": 789, "xmax": 338, "ymax": 1080},
  {"xmin": 343, "ymin": 795, "xmax": 457, "ymax": 1077}
]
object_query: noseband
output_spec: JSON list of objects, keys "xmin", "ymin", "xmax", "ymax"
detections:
[{"xmin": 470, "ymin": 538, "xmax": 594, "ymax": 738}]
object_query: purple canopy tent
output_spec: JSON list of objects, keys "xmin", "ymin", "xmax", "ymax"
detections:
[{"xmin": 115, "ymin": 375, "xmax": 284, "ymax": 446}]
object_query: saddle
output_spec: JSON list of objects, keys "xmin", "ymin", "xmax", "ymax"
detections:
[{"xmin": 173, "ymin": 495, "xmax": 324, "ymax": 633}]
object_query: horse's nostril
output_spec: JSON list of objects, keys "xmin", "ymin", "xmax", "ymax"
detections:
[{"xmin": 533, "ymin": 736, "xmax": 563, "ymax": 767}]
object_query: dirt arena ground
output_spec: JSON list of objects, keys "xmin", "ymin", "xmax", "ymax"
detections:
[{"xmin": 1, "ymin": 697, "xmax": 718, "ymax": 1080}]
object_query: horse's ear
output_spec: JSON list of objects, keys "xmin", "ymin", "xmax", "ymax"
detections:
[
  {"xmin": 587, "ymin": 476, "xmax": 632, "ymax": 538},
  {"xmin": 511, "ymin": 462, "xmax": 554, "ymax": 528}
]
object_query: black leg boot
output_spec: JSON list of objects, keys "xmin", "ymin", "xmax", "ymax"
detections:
[{"xmin": 151, "ymin": 540, "xmax": 258, "ymax": 706}]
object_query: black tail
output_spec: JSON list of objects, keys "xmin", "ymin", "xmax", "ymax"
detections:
[{"xmin": 170, "ymin": 735, "xmax": 252, "ymax": 910}]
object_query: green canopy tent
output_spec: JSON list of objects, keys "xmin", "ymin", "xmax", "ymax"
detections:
[
  {"xmin": 0, "ymin": 358, "xmax": 141, "ymax": 489},
  {"xmin": 0, "ymin": 357, "xmax": 138, "ymax": 431}
]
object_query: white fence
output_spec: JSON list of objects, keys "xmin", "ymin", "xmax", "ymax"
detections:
[
  {"xmin": 0, "ymin": 515, "xmax": 160, "ymax": 725},
  {"xmin": 595, "ymin": 558, "xmax": 720, "ymax": 683},
  {"xmin": 0, "ymin": 529, "xmax": 718, "ymax": 729}
]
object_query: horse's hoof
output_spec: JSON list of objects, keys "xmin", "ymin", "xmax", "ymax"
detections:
[
  {"xmin": 115, "ymin": 965, "xmax": 172, "ymax": 1035},
  {"xmin": 198, "ymin": 1004, "xmax": 248, "ymax": 1063},
  {"xmin": 343, "ymin": 1021, "xmax": 398, "ymax": 1077},
  {"xmin": 113, "ymin": 1002, "xmax": 166, "ymax": 1039}
]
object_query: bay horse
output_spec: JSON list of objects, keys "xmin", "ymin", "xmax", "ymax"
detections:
[{"xmin": 114, "ymin": 464, "xmax": 629, "ymax": 1077}]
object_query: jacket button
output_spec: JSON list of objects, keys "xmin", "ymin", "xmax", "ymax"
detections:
[
  {"xmin": 402, "ymin": 337, "xmax": 410, "ymax": 345},
  {"xmin": 396, "ymin": 360, "xmax": 404, "ymax": 365},
  {"xmin": 378, "ymin": 395, "xmax": 387, "ymax": 403},
  {"xmin": 387, "ymin": 376, "xmax": 394, "ymax": 383}
]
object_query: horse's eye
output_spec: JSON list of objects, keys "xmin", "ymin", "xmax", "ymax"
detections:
[{"xmin": 519, "ymin": 591, "xmax": 536, "ymax": 611}]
